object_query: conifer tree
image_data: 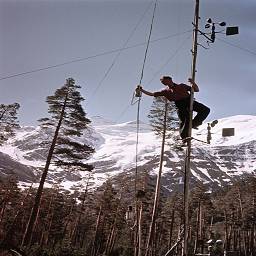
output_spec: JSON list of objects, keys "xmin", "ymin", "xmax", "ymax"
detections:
[
  {"xmin": 0, "ymin": 103, "xmax": 20, "ymax": 144},
  {"xmin": 145, "ymin": 97, "xmax": 179, "ymax": 255},
  {"xmin": 39, "ymin": 78, "xmax": 94, "ymax": 171},
  {"xmin": 147, "ymin": 97, "xmax": 179, "ymax": 140},
  {"xmin": 22, "ymin": 78, "xmax": 94, "ymax": 247}
]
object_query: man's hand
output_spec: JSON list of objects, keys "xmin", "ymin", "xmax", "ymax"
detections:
[
  {"xmin": 135, "ymin": 85, "xmax": 142, "ymax": 97},
  {"xmin": 136, "ymin": 86, "xmax": 154, "ymax": 97},
  {"xmin": 188, "ymin": 78, "xmax": 193, "ymax": 83},
  {"xmin": 188, "ymin": 78, "xmax": 199, "ymax": 92}
]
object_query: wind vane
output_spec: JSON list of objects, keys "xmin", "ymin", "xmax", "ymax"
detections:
[{"xmin": 195, "ymin": 17, "xmax": 239, "ymax": 47}]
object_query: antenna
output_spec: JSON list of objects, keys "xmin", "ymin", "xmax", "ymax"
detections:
[
  {"xmin": 196, "ymin": 18, "xmax": 239, "ymax": 44},
  {"xmin": 182, "ymin": 2, "xmax": 239, "ymax": 256}
]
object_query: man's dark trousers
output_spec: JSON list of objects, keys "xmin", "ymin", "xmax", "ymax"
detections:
[{"xmin": 175, "ymin": 97, "xmax": 210, "ymax": 140}]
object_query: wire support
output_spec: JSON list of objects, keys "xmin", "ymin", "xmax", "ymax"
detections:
[
  {"xmin": 146, "ymin": 34, "xmax": 192, "ymax": 85},
  {"xmin": 139, "ymin": 1, "xmax": 157, "ymax": 86},
  {"xmin": 131, "ymin": 1, "xmax": 158, "ymax": 106},
  {"xmin": 182, "ymin": 136, "xmax": 208, "ymax": 145},
  {"xmin": 134, "ymin": 0, "xmax": 158, "ymax": 193},
  {"xmin": 86, "ymin": 1, "xmax": 154, "ymax": 106},
  {"xmin": 133, "ymin": 2, "xmax": 158, "ymax": 255},
  {"xmin": 0, "ymin": 31, "xmax": 191, "ymax": 82},
  {"xmin": 119, "ymin": 33, "xmax": 191, "ymax": 118},
  {"xmin": 217, "ymin": 37, "xmax": 256, "ymax": 56}
]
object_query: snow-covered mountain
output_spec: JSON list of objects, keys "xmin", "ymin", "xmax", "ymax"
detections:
[{"xmin": 0, "ymin": 115, "xmax": 255, "ymax": 193}]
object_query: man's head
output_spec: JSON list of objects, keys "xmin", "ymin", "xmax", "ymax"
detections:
[{"xmin": 160, "ymin": 76, "xmax": 173, "ymax": 87}]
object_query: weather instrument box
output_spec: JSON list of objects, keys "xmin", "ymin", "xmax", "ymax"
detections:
[
  {"xmin": 222, "ymin": 128, "xmax": 235, "ymax": 137},
  {"xmin": 226, "ymin": 26, "xmax": 239, "ymax": 36}
]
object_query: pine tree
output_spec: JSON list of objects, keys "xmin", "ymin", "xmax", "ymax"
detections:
[
  {"xmin": 22, "ymin": 78, "xmax": 94, "ymax": 247},
  {"xmin": 147, "ymin": 97, "xmax": 179, "ymax": 140},
  {"xmin": 0, "ymin": 103, "xmax": 20, "ymax": 144},
  {"xmin": 145, "ymin": 97, "xmax": 179, "ymax": 255},
  {"xmin": 39, "ymin": 78, "xmax": 94, "ymax": 171}
]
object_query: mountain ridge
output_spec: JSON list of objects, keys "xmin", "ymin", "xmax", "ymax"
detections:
[{"xmin": 0, "ymin": 114, "xmax": 255, "ymax": 192}]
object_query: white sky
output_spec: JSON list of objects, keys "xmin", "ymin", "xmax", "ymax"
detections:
[{"xmin": 0, "ymin": 0, "xmax": 255, "ymax": 126}]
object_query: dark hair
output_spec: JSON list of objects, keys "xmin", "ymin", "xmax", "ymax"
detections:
[{"xmin": 160, "ymin": 76, "xmax": 172, "ymax": 80}]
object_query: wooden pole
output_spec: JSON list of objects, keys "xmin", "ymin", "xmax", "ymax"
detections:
[{"xmin": 183, "ymin": 0, "xmax": 200, "ymax": 255}]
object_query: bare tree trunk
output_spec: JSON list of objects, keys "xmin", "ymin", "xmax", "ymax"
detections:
[
  {"xmin": 61, "ymin": 199, "xmax": 76, "ymax": 244},
  {"xmin": 168, "ymin": 208, "xmax": 175, "ymax": 250},
  {"xmin": 224, "ymin": 210, "xmax": 228, "ymax": 251},
  {"xmin": 70, "ymin": 215, "xmax": 80, "ymax": 246},
  {"xmin": 0, "ymin": 201, "xmax": 6, "ymax": 226},
  {"xmin": 164, "ymin": 226, "xmax": 184, "ymax": 256},
  {"xmin": 238, "ymin": 228, "xmax": 242, "ymax": 256},
  {"xmin": 228, "ymin": 223, "xmax": 233, "ymax": 252},
  {"xmin": 138, "ymin": 201, "xmax": 143, "ymax": 256},
  {"xmin": 233, "ymin": 229, "xmax": 237, "ymax": 252},
  {"xmin": 109, "ymin": 230, "xmax": 117, "ymax": 256},
  {"xmin": 200, "ymin": 209, "xmax": 204, "ymax": 254},
  {"xmin": 243, "ymin": 230, "xmax": 249, "ymax": 256},
  {"xmin": 40, "ymin": 189, "xmax": 57, "ymax": 247},
  {"xmin": 91, "ymin": 206, "xmax": 102, "ymax": 256},
  {"xmin": 0, "ymin": 187, "xmax": 12, "ymax": 226},
  {"xmin": 105, "ymin": 224, "xmax": 116, "ymax": 256},
  {"xmin": 1, "ymin": 185, "xmax": 33, "ymax": 247},
  {"xmin": 250, "ymin": 196, "xmax": 256, "ymax": 256},
  {"xmin": 45, "ymin": 210, "xmax": 54, "ymax": 246},
  {"xmin": 193, "ymin": 201, "xmax": 200, "ymax": 254}
]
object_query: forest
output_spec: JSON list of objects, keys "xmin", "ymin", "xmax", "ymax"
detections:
[{"xmin": 1, "ymin": 173, "xmax": 256, "ymax": 256}]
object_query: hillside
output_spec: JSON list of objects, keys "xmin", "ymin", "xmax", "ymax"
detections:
[{"xmin": 0, "ymin": 115, "xmax": 255, "ymax": 192}]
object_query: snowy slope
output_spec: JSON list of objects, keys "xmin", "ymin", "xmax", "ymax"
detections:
[
  {"xmin": 87, "ymin": 115, "xmax": 256, "ymax": 191},
  {"xmin": 195, "ymin": 115, "xmax": 256, "ymax": 146},
  {"xmin": 193, "ymin": 115, "xmax": 256, "ymax": 178},
  {"xmin": 0, "ymin": 124, "xmax": 104, "ymax": 190},
  {"xmin": 89, "ymin": 119, "xmax": 162, "ymax": 187},
  {"xmin": 0, "ymin": 115, "xmax": 255, "ymax": 192}
]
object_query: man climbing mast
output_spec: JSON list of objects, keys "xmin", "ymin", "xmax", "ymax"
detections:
[{"xmin": 137, "ymin": 76, "xmax": 210, "ymax": 142}]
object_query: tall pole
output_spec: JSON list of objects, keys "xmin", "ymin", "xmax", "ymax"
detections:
[{"xmin": 183, "ymin": 0, "xmax": 200, "ymax": 256}]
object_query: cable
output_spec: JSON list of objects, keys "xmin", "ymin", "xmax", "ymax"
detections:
[
  {"xmin": 135, "ymin": 0, "xmax": 157, "ymax": 191},
  {"xmin": 133, "ymin": 2, "xmax": 158, "ymax": 255},
  {"xmin": 217, "ymin": 38, "xmax": 256, "ymax": 56},
  {"xmin": 86, "ymin": 1, "xmax": 154, "ymax": 105},
  {"xmin": 138, "ymin": 1, "xmax": 158, "ymax": 87},
  {"xmin": 0, "ymin": 31, "xmax": 191, "ymax": 82},
  {"xmin": 115, "ymin": 103, "xmax": 130, "ymax": 123},
  {"xmin": 146, "ymin": 34, "xmax": 191, "ymax": 85},
  {"xmin": 131, "ymin": 0, "xmax": 157, "ymax": 107},
  {"xmin": 115, "ymin": 34, "xmax": 191, "ymax": 123}
]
